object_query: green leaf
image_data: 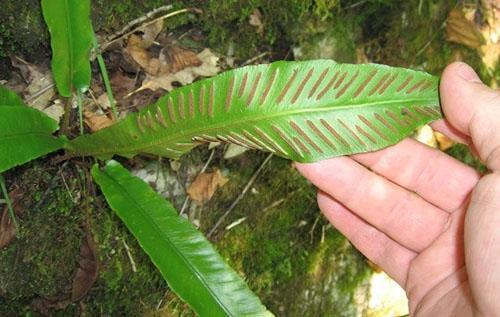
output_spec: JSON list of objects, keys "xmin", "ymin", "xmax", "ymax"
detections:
[
  {"xmin": 0, "ymin": 106, "xmax": 65, "ymax": 173},
  {"xmin": 70, "ymin": 61, "xmax": 442, "ymax": 162},
  {"xmin": 41, "ymin": 0, "xmax": 93, "ymax": 97},
  {"xmin": 0, "ymin": 84, "xmax": 24, "ymax": 106},
  {"xmin": 91, "ymin": 160, "xmax": 273, "ymax": 317}
]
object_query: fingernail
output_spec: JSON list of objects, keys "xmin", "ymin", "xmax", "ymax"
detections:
[{"xmin": 455, "ymin": 62, "xmax": 482, "ymax": 83}]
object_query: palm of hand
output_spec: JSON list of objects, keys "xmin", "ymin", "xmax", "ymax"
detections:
[{"xmin": 297, "ymin": 62, "xmax": 500, "ymax": 316}]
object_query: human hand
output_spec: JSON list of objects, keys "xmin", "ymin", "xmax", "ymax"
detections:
[{"xmin": 296, "ymin": 62, "xmax": 500, "ymax": 316}]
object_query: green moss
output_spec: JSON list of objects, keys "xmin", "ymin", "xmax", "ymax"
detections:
[
  {"xmin": 0, "ymin": 162, "xmax": 84, "ymax": 314},
  {"xmin": 202, "ymin": 152, "xmax": 370, "ymax": 315},
  {"xmin": 446, "ymin": 143, "xmax": 487, "ymax": 174}
]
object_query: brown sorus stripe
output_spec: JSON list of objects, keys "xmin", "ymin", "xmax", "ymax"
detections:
[
  {"xmin": 188, "ymin": 90, "xmax": 195, "ymax": 118},
  {"xmin": 255, "ymin": 127, "xmax": 287, "ymax": 155},
  {"xmin": 396, "ymin": 75, "xmax": 413, "ymax": 92},
  {"xmin": 374, "ymin": 113, "xmax": 397, "ymax": 132},
  {"xmin": 401, "ymin": 107, "xmax": 419, "ymax": 121},
  {"xmin": 225, "ymin": 135, "xmax": 247, "ymax": 147},
  {"xmin": 289, "ymin": 120, "xmax": 323, "ymax": 153},
  {"xmin": 225, "ymin": 76, "xmax": 235, "ymax": 112},
  {"xmin": 146, "ymin": 112, "xmax": 156, "ymax": 129},
  {"xmin": 242, "ymin": 130, "xmax": 276, "ymax": 153},
  {"xmin": 198, "ymin": 85, "xmax": 205, "ymax": 115},
  {"xmin": 358, "ymin": 115, "xmax": 388, "ymax": 140},
  {"xmin": 378, "ymin": 73, "xmax": 398, "ymax": 95},
  {"xmin": 307, "ymin": 120, "xmax": 336, "ymax": 150},
  {"xmin": 259, "ymin": 68, "xmax": 277, "ymax": 105},
  {"xmin": 308, "ymin": 68, "xmax": 329, "ymax": 98},
  {"xmin": 136, "ymin": 115, "xmax": 145, "ymax": 133},
  {"xmin": 238, "ymin": 72, "xmax": 248, "ymax": 97},
  {"xmin": 229, "ymin": 132, "xmax": 260, "ymax": 149},
  {"xmin": 247, "ymin": 72, "xmax": 262, "ymax": 106},
  {"xmin": 320, "ymin": 119, "xmax": 350, "ymax": 147},
  {"xmin": 277, "ymin": 69, "xmax": 298, "ymax": 103},
  {"xmin": 338, "ymin": 119, "xmax": 366, "ymax": 147},
  {"xmin": 208, "ymin": 82, "xmax": 215, "ymax": 118},
  {"xmin": 353, "ymin": 69, "xmax": 378, "ymax": 98},
  {"xmin": 200, "ymin": 134, "xmax": 218, "ymax": 142},
  {"xmin": 291, "ymin": 68, "xmax": 314, "ymax": 104},
  {"xmin": 216, "ymin": 135, "xmax": 229, "ymax": 142},
  {"xmin": 406, "ymin": 79, "xmax": 426, "ymax": 94},
  {"xmin": 316, "ymin": 71, "xmax": 339, "ymax": 100},
  {"xmin": 414, "ymin": 106, "xmax": 436, "ymax": 117},
  {"xmin": 425, "ymin": 106, "xmax": 441, "ymax": 116},
  {"xmin": 333, "ymin": 71, "xmax": 348, "ymax": 89},
  {"xmin": 167, "ymin": 98, "xmax": 176, "ymax": 123},
  {"xmin": 156, "ymin": 107, "xmax": 167, "ymax": 127},
  {"xmin": 385, "ymin": 110, "xmax": 407, "ymax": 126},
  {"xmin": 336, "ymin": 70, "xmax": 360, "ymax": 99},
  {"xmin": 368, "ymin": 73, "xmax": 390, "ymax": 96},
  {"xmin": 419, "ymin": 81, "xmax": 433, "ymax": 92},
  {"xmin": 271, "ymin": 125, "xmax": 303, "ymax": 156},
  {"xmin": 356, "ymin": 125, "xmax": 377, "ymax": 144},
  {"xmin": 178, "ymin": 93, "xmax": 185, "ymax": 120},
  {"xmin": 293, "ymin": 137, "xmax": 310, "ymax": 155}
]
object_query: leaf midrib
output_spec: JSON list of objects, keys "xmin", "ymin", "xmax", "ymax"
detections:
[
  {"xmin": 102, "ymin": 170, "xmax": 232, "ymax": 315},
  {"xmin": 81, "ymin": 96, "xmax": 437, "ymax": 156},
  {"xmin": 64, "ymin": 0, "xmax": 74, "ymax": 92}
]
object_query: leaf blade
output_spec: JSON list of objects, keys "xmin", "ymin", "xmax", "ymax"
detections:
[
  {"xmin": 0, "ymin": 106, "xmax": 65, "ymax": 172},
  {"xmin": 0, "ymin": 84, "xmax": 24, "ymax": 106},
  {"xmin": 70, "ymin": 61, "xmax": 442, "ymax": 162},
  {"xmin": 41, "ymin": 0, "xmax": 93, "ymax": 97},
  {"xmin": 91, "ymin": 160, "xmax": 273, "ymax": 317}
]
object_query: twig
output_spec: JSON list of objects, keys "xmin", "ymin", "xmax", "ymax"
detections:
[
  {"xmin": 179, "ymin": 149, "xmax": 216, "ymax": 216},
  {"xmin": 25, "ymin": 83, "xmax": 56, "ymax": 104},
  {"xmin": 101, "ymin": 7, "xmax": 201, "ymax": 51},
  {"xmin": 122, "ymin": 239, "xmax": 137, "ymax": 273},
  {"xmin": 345, "ymin": 0, "xmax": 369, "ymax": 9},
  {"xmin": 103, "ymin": 5, "xmax": 173, "ymax": 44},
  {"xmin": 207, "ymin": 153, "xmax": 273, "ymax": 238},
  {"xmin": 241, "ymin": 51, "xmax": 271, "ymax": 66}
]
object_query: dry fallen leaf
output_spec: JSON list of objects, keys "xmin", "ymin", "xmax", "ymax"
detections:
[
  {"xmin": 186, "ymin": 169, "xmax": 228, "ymax": 204},
  {"xmin": 162, "ymin": 45, "xmax": 202, "ymax": 73},
  {"xmin": 127, "ymin": 34, "xmax": 161, "ymax": 75},
  {"xmin": 137, "ymin": 19, "xmax": 164, "ymax": 48},
  {"xmin": 84, "ymin": 109, "xmax": 115, "ymax": 132},
  {"xmin": 446, "ymin": 9, "xmax": 485, "ymax": 49},
  {"xmin": 249, "ymin": 9, "xmax": 264, "ymax": 34},
  {"xmin": 413, "ymin": 125, "xmax": 437, "ymax": 148},
  {"xmin": 71, "ymin": 234, "xmax": 98, "ymax": 301},
  {"xmin": 0, "ymin": 188, "xmax": 23, "ymax": 249},
  {"xmin": 139, "ymin": 48, "xmax": 220, "ymax": 92}
]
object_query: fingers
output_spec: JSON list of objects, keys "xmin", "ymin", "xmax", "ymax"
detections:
[
  {"xmin": 317, "ymin": 191, "xmax": 416, "ymax": 286},
  {"xmin": 465, "ymin": 173, "xmax": 500, "ymax": 315},
  {"xmin": 351, "ymin": 138, "xmax": 480, "ymax": 212},
  {"xmin": 440, "ymin": 62, "xmax": 500, "ymax": 171},
  {"xmin": 296, "ymin": 157, "xmax": 449, "ymax": 252}
]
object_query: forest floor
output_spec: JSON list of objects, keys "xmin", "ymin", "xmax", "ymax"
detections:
[{"xmin": 0, "ymin": 0, "xmax": 497, "ymax": 316}]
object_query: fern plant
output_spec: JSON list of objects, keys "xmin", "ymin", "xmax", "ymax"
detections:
[{"xmin": 0, "ymin": 1, "xmax": 442, "ymax": 315}]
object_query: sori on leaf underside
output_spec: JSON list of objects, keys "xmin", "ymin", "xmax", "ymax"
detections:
[{"xmin": 67, "ymin": 60, "xmax": 442, "ymax": 163}]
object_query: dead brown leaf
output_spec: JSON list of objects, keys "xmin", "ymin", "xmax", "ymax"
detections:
[
  {"xmin": 0, "ymin": 188, "xmax": 23, "ymax": 249},
  {"xmin": 137, "ymin": 19, "xmax": 164, "ymax": 48},
  {"xmin": 163, "ymin": 45, "xmax": 202, "ymax": 73},
  {"xmin": 446, "ymin": 9, "xmax": 485, "ymax": 48},
  {"xmin": 71, "ymin": 234, "xmax": 98, "ymax": 301},
  {"xmin": 186, "ymin": 169, "xmax": 228, "ymax": 204},
  {"xmin": 127, "ymin": 34, "xmax": 161, "ymax": 75},
  {"xmin": 249, "ymin": 9, "xmax": 264, "ymax": 34},
  {"xmin": 83, "ymin": 110, "xmax": 115, "ymax": 132},
  {"xmin": 139, "ymin": 48, "xmax": 220, "ymax": 92}
]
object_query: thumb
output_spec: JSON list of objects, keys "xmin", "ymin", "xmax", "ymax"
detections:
[{"xmin": 440, "ymin": 62, "xmax": 500, "ymax": 171}]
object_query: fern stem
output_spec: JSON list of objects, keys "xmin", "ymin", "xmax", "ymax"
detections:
[
  {"xmin": 77, "ymin": 90, "xmax": 84, "ymax": 135},
  {"xmin": 93, "ymin": 36, "xmax": 118, "ymax": 120},
  {"xmin": 0, "ymin": 174, "xmax": 18, "ymax": 230}
]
